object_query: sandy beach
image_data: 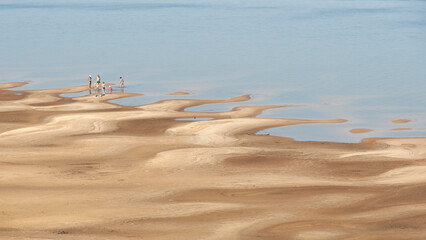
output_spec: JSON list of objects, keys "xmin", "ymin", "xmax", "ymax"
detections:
[{"xmin": 1, "ymin": 82, "xmax": 425, "ymax": 240}]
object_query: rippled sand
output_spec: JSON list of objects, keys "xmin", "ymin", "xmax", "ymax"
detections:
[{"xmin": 1, "ymin": 82, "xmax": 425, "ymax": 240}]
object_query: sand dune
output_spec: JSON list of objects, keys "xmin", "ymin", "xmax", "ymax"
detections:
[{"xmin": 0, "ymin": 83, "xmax": 425, "ymax": 239}]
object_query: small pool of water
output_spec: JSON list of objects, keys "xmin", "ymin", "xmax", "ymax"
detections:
[{"xmin": 175, "ymin": 118, "xmax": 214, "ymax": 121}]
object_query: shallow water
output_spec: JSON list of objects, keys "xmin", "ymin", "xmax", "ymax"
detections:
[{"xmin": 1, "ymin": 0, "xmax": 425, "ymax": 142}]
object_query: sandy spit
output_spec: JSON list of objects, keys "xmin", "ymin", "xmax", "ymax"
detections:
[
  {"xmin": 392, "ymin": 128, "xmax": 411, "ymax": 131},
  {"xmin": 350, "ymin": 128, "xmax": 373, "ymax": 134},
  {"xmin": 392, "ymin": 119, "xmax": 411, "ymax": 124},
  {"xmin": 169, "ymin": 91, "xmax": 190, "ymax": 95}
]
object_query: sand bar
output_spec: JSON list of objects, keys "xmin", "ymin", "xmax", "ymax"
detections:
[
  {"xmin": 169, "ymin": 91, "xmax": 190, "ymax": 95},
  {"xmin": 350, "ymin": 128, "xmax": 373, "ymax": 134},
  {"xmin": 392, "ymin": 119, "xmax": 411, "ymax": 124},
  {"xmin": 392, "ymin": 128, "xmax": 411, "ymax": 131}
]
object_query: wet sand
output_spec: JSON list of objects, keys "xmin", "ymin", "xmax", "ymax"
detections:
[
  {"xmin": 1, "ymin": 82, "xmax": 425, "ymax": 240},
  {"xmin": 169, "ymin": 92, "xmax": 190, "ymax": 96},
  {"xmin": 393, "ymin": 128, "xmax": 411, "ymax": 131},
  {"xmin": 392, "ymin": 119, "xmax": 411, "ymax": 124},
  {"xmin": 350, "ymin": 128, "xmax": 373, "ymax": 134}
]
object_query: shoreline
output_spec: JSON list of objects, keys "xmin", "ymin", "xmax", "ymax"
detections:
[
  {"xmin": 1, "ymin": 82, "xmax": 426, "ymax": 239},
  {"xmin": 4, "ymin": 81, "xmax": 420, "ymax": 143}
]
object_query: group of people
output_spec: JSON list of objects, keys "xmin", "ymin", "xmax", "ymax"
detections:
[{"xmin": 88, "ymin": 75, "xmax": 124, "ymax": 97}]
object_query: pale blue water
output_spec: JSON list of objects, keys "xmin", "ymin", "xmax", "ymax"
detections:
[{"xmin": 1, "ymin": 0, "xmax": 425, "ymax": 142}]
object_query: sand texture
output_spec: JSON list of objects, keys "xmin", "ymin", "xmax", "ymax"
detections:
[{"xmin": 1, "ymin": 83, "xmax": 426, "ymax": 240}]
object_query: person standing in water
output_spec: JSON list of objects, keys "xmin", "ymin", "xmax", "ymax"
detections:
[
  {"xmin": 102, "ymin": 82, "xmax": 106, "ymax": 96},
  {"xmin": 119, "ymin": 77, "xmax": 124, "ymax": 88},
  {"xmin": 96, "ymin": 75, "xmax": 101, "ymax": 88},
  {"xmin": 88, "ymin": 75, "xmax": 92, "ymax": 88}
]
